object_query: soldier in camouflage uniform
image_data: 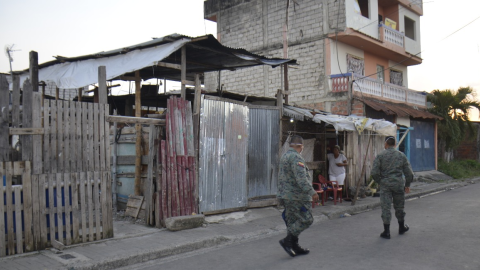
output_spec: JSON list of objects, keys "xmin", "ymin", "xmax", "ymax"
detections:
[
  {"xmin": 277, "ymin": 135, "xmax": 319, "ymax": 257},
  {"xmin": 371, "ymin": 136, "xmax": 414, "ymax": 239}
]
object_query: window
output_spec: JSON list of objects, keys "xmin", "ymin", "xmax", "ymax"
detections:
[
  {"xmin": 390, "ymin": 69, "xmax": 403, "ymax": 86},
  {"xmin": 377, "ymin": 65, "xmax": 385, "ymax": 82},
  {"xmin": 347, "ymin": 54, "xmax": 364, "ymax": 75},
  {"xmin": 358, "ymin": 0, "xmax": 370, "ymax": 18},
  {"xmin": 404, "ymin": 16, "xmax": 415, "ymax": 40}
]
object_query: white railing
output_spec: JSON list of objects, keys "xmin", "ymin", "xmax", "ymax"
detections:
[
  {"xmin": 383, "ymin": 83, "xmax": 406, "ymax": 102},
  {"xmin": 332, "ymin": 74, "xmax": 426, "ymax": 107},
  {"xmin": 383, "ymin": 25, "xmax": 404, "ymax": 48},
  {"xmin": 407, "ymin": 90, "xmax": 426, "ymax": 106},
  {"xmin": 353, "ymin": 74, "xmax": 382, "ymax": 97}
]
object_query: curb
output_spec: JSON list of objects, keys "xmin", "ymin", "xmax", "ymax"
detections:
[{"xmin": 67, "ymin": 236, "xmax": 230, "ymax": 270}]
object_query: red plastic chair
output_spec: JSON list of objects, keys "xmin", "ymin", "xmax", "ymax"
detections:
[
  {"xmin": 312, "ymin": 184, "xmax": 325, "ymax": 207},
  {"xmin": 318, "ymin": 175, "xmax": 343, "ymax": 205}
]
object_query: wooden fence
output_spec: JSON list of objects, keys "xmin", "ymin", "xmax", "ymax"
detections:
[{"xmin": 0, "ymin": 74, "xmax": 113, "ymax": 257}]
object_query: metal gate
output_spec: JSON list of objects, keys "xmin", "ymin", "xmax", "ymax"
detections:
[
  {"xmin": 198, "ymin": 96, "xmax": 249, "ymax": 213},
  {"xmin": 409, "ymin": 119, "xmax": 435, "ymax": 171},
  {"xmin": 247, "ymin": 108, "xmax": 280, "ymax": 198}
]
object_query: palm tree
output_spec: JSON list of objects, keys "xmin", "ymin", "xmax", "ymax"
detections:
[{"xmin": 427, "ymin": 87, "xmax": 480, "ymax": 162}]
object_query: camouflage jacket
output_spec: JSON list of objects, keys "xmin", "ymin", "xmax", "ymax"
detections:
[
  {"xmin": 371, "ymin": 147, "xmax": 414, "ymax": 188},
  {"xmin": 277, "ymin": 148, "xmax": 316, "ymax": 201}
]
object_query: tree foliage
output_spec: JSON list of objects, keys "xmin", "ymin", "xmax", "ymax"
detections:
[{"xmin": 428, "ymin": 87, "xmax": 480, "ymax": 151}]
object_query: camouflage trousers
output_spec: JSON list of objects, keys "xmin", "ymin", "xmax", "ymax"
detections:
[
  {"xmin": 380, "ymin": 185, "xmax": 406, "ymax": 224},
  {"xmin": 281, "ymin": 200, "xmax": 313, "ymax": 237}
]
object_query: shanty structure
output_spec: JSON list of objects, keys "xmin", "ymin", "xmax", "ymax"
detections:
[{"xmin": 1, "ymin": 33, "xmax": 296, "ymax": 256}]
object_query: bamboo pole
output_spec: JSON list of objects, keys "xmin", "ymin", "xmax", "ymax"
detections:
[{"xmin": 351, "ymin": 133, "xmax": 372, "ymax": 206}]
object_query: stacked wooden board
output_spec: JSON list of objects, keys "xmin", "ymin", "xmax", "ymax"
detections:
[{"xmin": 158, "ymin": 97, "xmax": 197, "ymax": 222}]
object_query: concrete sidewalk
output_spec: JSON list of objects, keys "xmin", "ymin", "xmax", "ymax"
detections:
[{"xmin": 1, "ymin": 177, "xmax": 478, "ymax": 270}]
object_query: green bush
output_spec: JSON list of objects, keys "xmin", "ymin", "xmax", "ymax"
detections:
[{"xmin": 438, "ymin": 159, "xmax": 480, "ymax": 179}]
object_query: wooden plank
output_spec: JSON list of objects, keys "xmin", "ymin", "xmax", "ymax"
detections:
[
  {"xmin": 69, "ymin": 102, "xmax": 77, "ymax": 172},
  {"xmin": 160, "ymin": 140, "xmax": 167, "ymax": 224},
  {"xmin": 93, "ymin": 172, "xmax": 101, "ymax": 240},
  {"xmin": 71, "ymin": 173, "xmax": 79, "ymax": 244},
  {"xmin": 106, "ymin": 115, "xmax": 166, "ymax": 125},
  {"xmin": 57, "ymin": 101, "xmax": 64, "ymax": 172},
  {"xmin": 98, "ymin": 66, "xmax": 107, "ymax": 105},
  {"xmin": 104, "ymin": 171, "xmax": 113, "ymax": 238},
  {"xmin": 14, "ymin": 186, "xmax": 23, "ymax": 254},
  {"xmin": 101, "ymin": 171, "xmax": 108, "ymax": 239},
  {"xmin": 8, "ymin": 128, "xmax": 44, "ymax": 135},
  {"xmin": 180, "ymin": 46, "xmax": 186, "ymax": 99},
  {"xmin": 63, "ymin": 173, "xmax": 71, "ymax": 245},
  {"xmin": 29, "ymin": 51, "xmax": 39, "ymax": 93},
  {"xmin": 44, "ymin": 100, "xmax": 51, "ymax": 173},
  {"xmin": 79, "ymin": 172, "xmax": 87, "ymax": 243},
  {"xmin": 32, "ymin": 93, "xmax": 43, "ymax": 174},
  {"xmin": 93, "ymin": 104, "xmax": 100, "ymax": 172},
  {"xmin": 177, "ymin": 156, "xmax": 185, "ymax": 216},
  {"xmin": 87, "ymin": 171, "xmax": 94, "ymax": 242},
  {"xmin": 12, "ymin": 75, "xmax": 21, "ymax": 129},
  {"xmin": 99, "ymin": 105, "xmax": 106, "ymax": 171},
  {"xmin": 112, "ymin": 110, "xmax": 118, "ymax": 211},
  {"xmin": 157, "ymin": 62, "xmax": 181, "ymax": 70},
  {"xmin": 22, "ymin": 79, "xmax": 34, "ymax": 161},
  {"xmin": 0, "ymin": 163, "xmax": 5, "ymax": 256},
  {"xmin": 50, "ymin": 100, "xmax": 58, "ymax": 173},
  {"xmin": 87, "ymin": 103, "xmax": 94, "ymax": 171},
  {"xmin": 48, "ymin": 173, "xmax": 56, "ymax": 244},
  {"xmin": 125, "ymin": 196, "xmax": 144, "ymax": 217},
  {"xmin": 12, "ymin": 161, "xmax": 25, "ymax": 176},
  {"xmin": 75, "ymin": 102, "xmax": 83, "ymax": 172},
  {"xmin": 23, "ymin": 163, "xmax": 34, "ymax": 252},
  {"xmin": 6, "ymin": 163, "xmax": 14, "ymax": 255},
  {"xmin": 188, "ymin": 157, "xmax": 197, "ymax": 214},
  {"xmin": 63, "ymin": 101, "xmax": 71, "ymax": 172},
  {"xmin": 186, "ymin": 101, "xmax": 195, "ymax": 157},
  {"xmin": 82, "ymin": 103, "xmax": 89, "ymax": 171},
  {"xmin": 0, "ymin": 78, "xmax": 8, "ymax": 160},
  {"xmin": 38, "ymin": 174, "xmax": 48, "ymax": 248},
  {"xmin": 181, "ymin": 80, "xmax": 195, "ymax": 86},
  {"xmin": 55, "ymin": 173, "xmax": 64, "ymax": 244},
  {"xmin": 145, "ymin": 124, "xmax": 155, "ymax": 225}
]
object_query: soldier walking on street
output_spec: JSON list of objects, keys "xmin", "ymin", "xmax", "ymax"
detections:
[
  {"xmin": 277, "ymin": 135, "xmax": 319, "ymax": 257},
  {"xmin": 371, "ymin": 136, "xmax": 414, "ymax": 239}
]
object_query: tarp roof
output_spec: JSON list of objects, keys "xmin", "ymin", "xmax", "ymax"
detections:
[
  {"xmin": 362, "ymin": 98, "xmax": 442, "ymax": 120},
  {"xmin": 14, "ymin": 34, "xmax": 296, "ymax": 89}
]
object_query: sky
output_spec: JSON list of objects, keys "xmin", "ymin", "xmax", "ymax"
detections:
[{"xmin": 0, "ymin": 0, "xmax": 479, "ymax": 119}]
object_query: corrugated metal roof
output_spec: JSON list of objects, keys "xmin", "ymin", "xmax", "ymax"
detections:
[{"xmin": 362, "ymin": 98, "xmax": 442, "ymax": 120}]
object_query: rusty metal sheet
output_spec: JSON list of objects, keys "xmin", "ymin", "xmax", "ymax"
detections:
[{"xmin": 362, "ymin": 99, "xmax": 442, "ymax": 120}]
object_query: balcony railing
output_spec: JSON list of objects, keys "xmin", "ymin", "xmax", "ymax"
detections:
[
  {"xmin": 330, "ymin": 73, "xmax": 426, "ymax": 107},
  {"xmin": 379, "ymin": 23, "xmax": 405, "ymax": 48}
]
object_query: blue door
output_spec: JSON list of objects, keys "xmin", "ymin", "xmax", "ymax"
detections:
[{"xmin": 409, "ymin": 120, "xmax": 435, "ymax": 171}]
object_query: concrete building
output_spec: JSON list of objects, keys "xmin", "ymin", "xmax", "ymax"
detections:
[{"xmin": 204, "ymin": 0, "xmax": 441, "ymax": 171}]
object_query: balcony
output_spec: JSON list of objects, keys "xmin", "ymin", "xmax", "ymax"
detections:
[
  {"xmin": 331, "ymin": 73, "xmax": 426, "ymax": 107},
  {"xmin": 379, "ymin": 23, "xmax": 404, "ymax": 48}
]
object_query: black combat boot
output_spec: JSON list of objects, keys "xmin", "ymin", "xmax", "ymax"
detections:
[
  {"xmin": 399, "ymin": 221, "xmax": 409, "ymax": 235},
  {"xmin": 292, "ymin": 235, "xmax": 310, "ymax": 255},
  {"xmin": 279, "ymin": 233, "xmax": 296, "ymax": 257},
  {"xmin": 380, "ymin": 224, "xmax": 391, "ymax": 239}
]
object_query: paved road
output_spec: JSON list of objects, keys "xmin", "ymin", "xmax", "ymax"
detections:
[{"xmin": 129, "ymin": 183, "xmax": 480, "ymax": 270}]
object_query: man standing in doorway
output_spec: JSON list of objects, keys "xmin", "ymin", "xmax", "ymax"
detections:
[
  {"xmin": 277, "ymin": 135, "xmax": 319, "ymax": 257},
  {"xmin": 371, "ymin": 136, "xmax": 414, "ymax": 239}
]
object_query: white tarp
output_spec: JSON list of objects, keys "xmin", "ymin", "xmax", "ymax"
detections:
[
  {"xmin": 313, "ymin": 114, "xmax": 396, "ymax": 136},
  {"xmin": 18, "ymin": 38, "xmax": 190, "ymax": 89}
]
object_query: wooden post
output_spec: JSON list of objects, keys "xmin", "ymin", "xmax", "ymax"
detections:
[
  {"xmin": 181, "ymin": 46, "xmax": 187, "ymax": 99},
  {"xmin": 55, "ymin": 87, "xmax": 59, "ymax": 100},
  {"xmin": 193, "ymin": 74, "xmax": 201, "ymax": 210},
  {"xmin": 78, "ymin": 87, "xmax": 83, "ymax": 102},
  {"xmin": 98, "ymin": 66, "xmax": 107, "ymax": 104},
  {"xmin": 283, "ymin": 64, "xmax": 289, "ymax": 104},
  {"xmin": 22, "ymin": 79, "xmax": 33, "ymax": 161},
  {"xmin": 348, "ymin": 75, "xmax": 353, "ymax": 115},
  {"xmin": 112, "ymin": 110, "xmax": 118, "ymax": 211},
  {"xmin": 0, "ymin": 75, "xmax": 9, "ymax": 161},
  {"xmin": 30, "ymin": 51, "xmax": 39, "ymax": 92},
  {"xmin": 134, "ymin": 71, "xmax": 142, "ymax": 195}
]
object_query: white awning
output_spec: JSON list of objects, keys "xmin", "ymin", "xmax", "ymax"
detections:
[
  {"xmin": 18, "ymin": 38, "xmax": 189, "ymax": 89},
  {"xmin": 313, "ymin": 114, "xmax": 397, "ymax": 136}
]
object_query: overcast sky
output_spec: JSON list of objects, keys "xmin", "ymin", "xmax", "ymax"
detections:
[{"xmin": 1, "ymin": 0, "xmax": 479, "ymax": 119}]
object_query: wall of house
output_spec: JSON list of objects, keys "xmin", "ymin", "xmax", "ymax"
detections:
[
  {"xmin": 388, "ymin": 60, "xmax": 408, "ymax": 87},
  {"xmin": 330, "ymin": 41, "xmax": 365, "ymax": 75},
  {"xmin": 204, "ymin": 0, "xmax": 347, "ymax": 107},
  {"xmin": 398, "ymin": 5, "xmax": 422, "ymax": 56},
  {"xmin": 364, "ymin": 51, "xmax": 390, "ymax": 82},
  {"xmin": 345, "ymin": 0, "xmax": 379, "ymax": 38}
]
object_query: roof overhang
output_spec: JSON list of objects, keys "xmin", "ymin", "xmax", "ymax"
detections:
[{"xmin": 362, "ymin": 98, "xmax": 442, "ymax": 120}]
